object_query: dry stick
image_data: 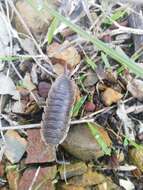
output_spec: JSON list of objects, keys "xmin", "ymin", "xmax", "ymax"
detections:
[
  {"xmin": 28, "ymin": 166, "xmax": 40, "ymax": 190},
  {"xmin": 0, "ymin": 119, "xmax": 94, "ymax": 131},
  {"xmin": 82, "ymin": 97, "xmax": 133, "ymax": 119},
  {"xmin": 97, "ymin": 3, "xmax": 143, "ymax": 36},
  {"xmin": 0, "ymin": 123, "xmax": 41, "ymax": 131},
  {"xmin": 0, "ymin": 97, "xmax": 133, "ymax": 131},
  {"xmin": 109, "ymin": 18, "xmax": 143, "ymax": 36}
]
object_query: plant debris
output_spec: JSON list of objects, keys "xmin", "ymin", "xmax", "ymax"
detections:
[
  {"xmin": 2, "ymin": 130, "xmax": 27, "ymax": 164},
  {"xmin": 0, "ymin": 0, "xmax": 143, "ymax": 189}
]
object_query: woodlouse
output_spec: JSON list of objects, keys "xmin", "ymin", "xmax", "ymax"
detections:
[{"xmin": 41, "ymin": 73, "xmax": 75, "ymax": 147}]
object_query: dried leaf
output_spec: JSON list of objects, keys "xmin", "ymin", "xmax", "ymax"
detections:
[
  {"xmin": 26, "ymin": 129, "xmax": 56, "ymax": 164},
  {"xmin": 127, "ymin": 79, "xmax": 143, "ymax": 100},
  {"xmin": 116, "ymin": 102, "xmax": 135, "ymax": 141},
  {"xmin": 6, "ymin": 165, "xmax": 19, "ymax": 190},
  {"xmin": 0, "ymin": 73, "xmax": 17, "ymax": 96},
  {"xmin": 84, "ymin": 70, "xmax": 98, "ymax": 87},
  {"xmin": 47, "ymin": 41, "xmax": 80, "ymax": 71},
  {"xmin": 22, "ymin": 73, "xmax": 36, "ymax": 91},
  {"xmin": 0, "ymin": 12, "xmax": 19, "ymax": 57},
  {"xmin": 62, "ymin": 123, "xmax": 112, "ymax": 161},
  {"xmin": 20, "ymin": 38, "xmax": 37, "ymax": 55},
  {"xmin": 12, "ymin": 101, "xmax": 24, "ymax": 114},
  {"xmin": 2, "ymin": 130, "xmax": 27, "ymax": 164},
  {"xmin": 31, "ymin": 65, "xmax": 38, "ymax": 85},
  {"xmin": 102, "ymin": 88, "xmax": 123, "ymax": 106},
  {"xmin": 129, "ymin": 146, "xmax": 143, "ymax": 172}
]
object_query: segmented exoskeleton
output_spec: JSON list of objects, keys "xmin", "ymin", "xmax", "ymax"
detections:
[{"xmin": 41, "ymin": 72, "xmax": 75, "ymax": 147}]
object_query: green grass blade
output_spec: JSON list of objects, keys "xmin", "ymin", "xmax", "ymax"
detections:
[
  {"xmin": 43, "ymin": 5, "xmax": 143, "ymax": 77},
  {"xmin": 87, "ymin": 122, "xmax": 111, "ymax": 155},
  {"xmin": 47, "ymin": 17, "xmax": 59, "ymax": 44},
  {"xmin": 104, "ymin": 9, "xmax": 126, "ymax": 25},
  {"xmin": 0, "ymin": 56, "xmax": 20, "ymax": 61},
  {"xmin": 85, "ymin": 56, "xmax": 97, "ymax": 71},
  {"xmin": 72, "ymin": 96, "xmax": 87, "ymax": 117},
  {"xmin": 101, "ymin": 52, "xmax": 110, "ymax": 68}
]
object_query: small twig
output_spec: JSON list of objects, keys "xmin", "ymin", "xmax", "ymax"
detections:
[
  {"xmin": 0, "ymin": 118, "xmax": 94, "ymax": 131},
  {"xmin": 0, "ymin": 98, "xmax": 134, "ymax": 131},
  {"xmin": 96, "ymin": 165, "xmax": 137, "ymax": 171},
  {"xmin": 126, "ymin": 104, "xmax": 143, "ymax": 114},
  {"xmin": 108, "ymin": 18, "xmax": 143, "ymax": 36},
  {"xmin": 0, "ymin": 123, "xmax": 41, "ymax": 131},
  {"xmin": 110, "ymin": 27, "xmax": 143, "ymax": 36},
  {"xmin": 28, "ymin": 166, "xmax": 40, "ymax": 190},
  {"xmin": 83, "ymin": 97, "xmax": 133, "ymax": 119},
  {"xmin": 71, "ymin": 118, "xmax": 94, "ymax": 125}
]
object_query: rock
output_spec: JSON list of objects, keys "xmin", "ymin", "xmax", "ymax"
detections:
[
  {"xmin": 84, "ymin": 71, "xmax": 98, "ymax": 87},
  {"xmin": 0, "ymin": 187, "xmax": 8, "ymax": 190},
  {"xmin": 26, "ymin": 129, "xmax": 56, "ymax": 164},
  {"xmin": 57, "ymin": 184, "xmax": 85, "ymax": 190},
  {"xmin": 67, "ymin": 168, "xmax": 120, "ymax": 189},
  {"xmin": 58, "ymin": 162, "xmax": 87, "ymax": 180},
  {"xmin": 3, "ymin": 130, "xmax": 27, "ymax": 164},
  {"xmin": 84, "ymin": 102, "xmax": 96, "ymax": 112},
  {"xmin": 129, "ymin": 147, "xmax": 143, "ymax": 172},
  {"xmin": 14, "ymin": 0, "xmax": 58, "ymax": 38},
  {"xmin": 18, "ymin": 166, "xmax": 57, "ymax": 190},
  {"xmin": 68, "ymin": 168, "xmax": 106, "ymax": 186},
  {"xmin": 102, "ymin": 88, "xmax": 123, "ymax": 106},
  {"xmin": 97, "ymin": 177, "xmax": 120, "ymax": 190},
  {"xmin": 0, "ymin": 162, "xmax": 4, "ymax": 177},
  {"xmin": 6, "ymin": 165, "xmax": 20, "ymax": 190},
  {"xmin": 53, "ymin": 63, "xmax": 65, "ymax": 76},
  {"xmin": 62, "ymin": 123, "xmax": 112, "ymax": 161},
  {"xmin": 38, "ymin": 81, "xmax": 51, "ymax": 98},
  {"xmin": 47, "ymin": 41, "xmax": 80, "ymax": 74}
]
